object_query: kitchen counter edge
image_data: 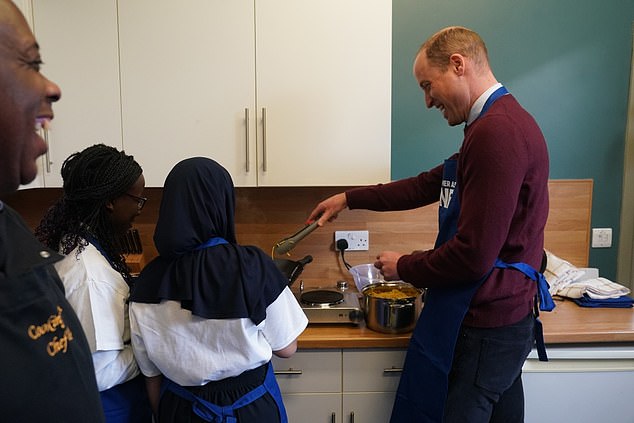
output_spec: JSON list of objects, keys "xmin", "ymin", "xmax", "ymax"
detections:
[{"xmin": 297, "ymin": 299, "xmax": 634, "ymax": 349}]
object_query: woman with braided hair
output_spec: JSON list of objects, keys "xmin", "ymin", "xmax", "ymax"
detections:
[{"xmin": 36, "ymin": 143, "xmax": 152, "ymax": 423}]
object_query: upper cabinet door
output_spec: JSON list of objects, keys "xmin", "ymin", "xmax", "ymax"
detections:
[
  {"xmin": 255, "ymin": 0, "xmax": 392, "ymax": 186},
  {"xmin": 30, "ymin": 0, "xmax": 123, "ymax": 187},
  {"xmin": 118, "ymin": 0, "xmax": 257, "ymax": 187}
]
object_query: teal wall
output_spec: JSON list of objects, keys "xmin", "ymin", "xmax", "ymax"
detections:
[{"xmin": 392, "ymin": 0, "xmax": 634, "ymax": 279}]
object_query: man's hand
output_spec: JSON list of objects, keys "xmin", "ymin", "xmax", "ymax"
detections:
[
  {"xmin": 306, "ymin": 193, "xmax": 348, "ymax": 226},
  {"xmin": 374, "ymin": 251, "xmax": 404, "ymax": 280}
]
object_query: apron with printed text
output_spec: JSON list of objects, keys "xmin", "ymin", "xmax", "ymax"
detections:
[{"xmin": 390, "ymin": 87, "xmax": 553, "ymax": 422}]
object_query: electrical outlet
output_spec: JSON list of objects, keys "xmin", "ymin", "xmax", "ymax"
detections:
[
  {"xmin": 591, "ymin": 228, "xmax": 612, "ymax": 248},
  {"xmin": 335, "ymin": 230, "xmax": 369, "ymax": 251}
]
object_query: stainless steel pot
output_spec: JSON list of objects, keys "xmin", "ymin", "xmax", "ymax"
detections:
[{"xmin": 362, "ymin": 282, "xmax": 424, "ymax": 334}]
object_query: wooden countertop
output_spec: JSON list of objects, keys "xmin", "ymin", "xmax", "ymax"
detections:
[{"xmin": 297, "ymin": 299, "xmax": 634, "ymax": 349}]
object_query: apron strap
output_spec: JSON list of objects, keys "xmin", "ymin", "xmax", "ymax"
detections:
[
  {"xmin": 493, "ymin": 259, "xmax": 555, "ymax": 311},
  {"xmin": 194, "ymin": 237, "xmax": 229, "ymax": 251},
  {"xmin": 494, "ymin": 259, "xmax": 554, "ymax": 362}
]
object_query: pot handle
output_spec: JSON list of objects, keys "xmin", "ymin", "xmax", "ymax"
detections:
[
  {"xmin": 388, "ymin": 303, "xmax": 407, "ymax": 326},
  {"xmin": 297, "ymin": 255, "xmax": 313, "ymax": 265}
]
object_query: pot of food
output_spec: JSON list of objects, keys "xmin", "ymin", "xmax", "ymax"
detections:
[
  {"xmin": 362, "ymin": 281, "xmax": 424, "ymax": 334},
  {"xmin": 274, "ymin": 255, "xmax": 313, "ymax": 286}
]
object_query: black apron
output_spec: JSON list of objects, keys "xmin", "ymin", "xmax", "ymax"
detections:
[{"xmin": 390, "ymin": 87, "xmax": 554, "ymax": 423}]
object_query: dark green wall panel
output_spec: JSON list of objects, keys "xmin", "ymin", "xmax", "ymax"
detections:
[{"xmin": 392, "ymin": 0, "xmax": 634, "ymax": 279}]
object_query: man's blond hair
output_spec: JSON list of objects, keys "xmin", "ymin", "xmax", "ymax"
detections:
[{"xmin": 419, "ymin": 26, "xmax": 490, "ymax": 72}]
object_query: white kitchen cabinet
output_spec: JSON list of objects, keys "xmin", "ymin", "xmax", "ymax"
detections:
[
  {"xmin": 117, "ymin": 0, "xmax": 256, "ymax": 187},
  {"xmin": 253, "ymin": 0, "xmax": 391, "ymax": 187},
  {"xmin": 522, "ymin": 345, "xmax": 634, "ymax": 423},
  {"xmin": 27, "ymin": 0, "xmax": 123, "ymax": 187},
  {"xmin": 118, "ymin": 0, "xmax": 391, "ymax": 187},
  {"xmin": 342, "ymin": 349, "xmax": 405, "ymax": 423},
  {"xmin": 273, "ymin": 349, "xmax": 342, "ymax": 422},
  {"xmin": 273, "ymin": 348, "xmax": 406, "ymax": 423},
  {"xmin": 283, "ymin": 394, "xmax": 342, "ymax": 423},
  {"xmin": 343, "ymin": 393, "xmax": 395, "ymax": 423}
]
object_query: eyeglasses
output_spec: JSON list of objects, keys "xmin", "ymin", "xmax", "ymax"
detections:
[{"xmin": 124, "ymin": 193, "xmax": 148, "ymax": 210}]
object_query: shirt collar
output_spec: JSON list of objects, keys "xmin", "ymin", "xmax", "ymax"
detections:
[{"xmin": 466, "ymin": 82, "xmax": 503, "ymax": 126}]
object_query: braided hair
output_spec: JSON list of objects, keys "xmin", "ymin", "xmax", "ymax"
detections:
[{"xmin": 35, "ymin": 144, "xmax": 143, "ymax": 282}]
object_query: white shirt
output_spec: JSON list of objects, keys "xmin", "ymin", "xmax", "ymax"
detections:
[
  {"xmin": 54, "ymin": 242, "xmax": 139, "ymax": 391},
  {"xmin": 466, "ymin": 82, "xmax": 503, "ymax": 126},
  {"xmin": 130, "ymin": 287, "xmax": 308, "ymax": 386}
]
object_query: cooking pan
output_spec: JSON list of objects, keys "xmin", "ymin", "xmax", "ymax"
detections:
[{"xmin": 274, "ymin": 255, "xmax": 313, "ymax": 285}]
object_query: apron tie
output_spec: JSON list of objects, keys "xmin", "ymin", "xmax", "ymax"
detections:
[
  {"xmin": 494, "ymin": 258, "xmax": 555, "ymax": 361},
  {"xmin": 493, "ymin": 259, "xmax": 555, "ymax": 311},
  {"xmin": 161, "ymin": 363, "xmax": 287, "ymax": 423}
]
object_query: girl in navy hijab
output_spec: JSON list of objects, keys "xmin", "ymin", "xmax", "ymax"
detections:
[{"xmin": 130, "ymin": 157, "xmax": 307, "ymax": 422}]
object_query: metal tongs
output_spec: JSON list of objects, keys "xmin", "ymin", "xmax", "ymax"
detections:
[{"xmin": 272, "ymin": 220, "xmax": 320, "ymax": 256}]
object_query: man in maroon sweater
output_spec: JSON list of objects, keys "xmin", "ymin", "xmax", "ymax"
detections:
[{"xmin": 309, "ymin": 26, "xmax": 549, "ymax": 422}]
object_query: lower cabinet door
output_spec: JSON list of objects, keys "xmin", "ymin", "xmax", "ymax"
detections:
[
  {"xmin": 341, "ymin": 392, "xmax": 396, "ymax": 423},
  {"xmin": 343, "ymin": 392, "xmax": 396, "ymax": 423},
  {"xmin": 283, "ymin": 393, "xmax": 341, "ymax": 423},
  {"xmin": 272, "ymin": 349, "xmax": 342, "ymax": 394}
]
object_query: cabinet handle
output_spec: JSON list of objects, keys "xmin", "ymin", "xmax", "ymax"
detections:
[
  {"xmin": 261, "ymin": 107, "xmax": 267, "ymax": 172},
  {"xmin": 273, "ymin": 369, "xmax": 303, "ymax": 375},
  {"xmin": 349, "ymin": 411, "xmax": 355, "ymax": 423},
  {"xmin": 244, "ymin": 108, "xmax": 250, "ymax": 172},
  {"xmin": 42, "ymin": 128, "xmax": 51, "ymax": 173},
  {"xmin": 383, "ymin": 367, "xmax": 404, "ymax": 373},
  {"xmin": 331, "ymin": 412, "xmax": 336, "ymax": 423}
]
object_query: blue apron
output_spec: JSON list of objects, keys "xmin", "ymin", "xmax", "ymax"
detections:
[
  {"xmin": 390, "ymin": 87, "xmax": 554, "ymax": 423},
  {"xmin": 161, "ymin": 362, "xmax": 287, "ymax": 423},
  {"xmin": 100, "ymin": 375, "xmax": 153, "ymax": 423}
]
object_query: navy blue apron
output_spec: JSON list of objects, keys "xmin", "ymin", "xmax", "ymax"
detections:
[
  {"xmin": 390, "ymin": 86, "xmax": 554, "ymax": 423},
  {"xmin": 161, "ymin": 362, "xmax": 287, "ymax": 423}
]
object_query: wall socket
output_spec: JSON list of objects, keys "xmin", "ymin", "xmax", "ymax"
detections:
[
  {"xmin": 591, "ymin": 228, "xmax": 612, "ymax": 248},
  {"xmin": 334, "ymin": 230, "xmax": 369, "ymax": 251}
]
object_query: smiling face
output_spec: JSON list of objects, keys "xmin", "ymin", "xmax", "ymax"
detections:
[
  {"xmin": 106, "ymin": 174, "xmax": 146, "ymax": 236},
  {"xmin": 413, "ymin": 51, "xmax": 471, "ymax": 127},
  {"xmin": 0, "ymin": 1, "xmax": 61, "ymax": 196}
]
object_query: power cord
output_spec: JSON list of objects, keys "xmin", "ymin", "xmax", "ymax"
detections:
[{"xmin": 336, "ymin": 239, "xmax": 352, "ymax": 270}]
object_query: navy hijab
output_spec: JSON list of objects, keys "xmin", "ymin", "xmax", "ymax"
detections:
[{"xmin": 130, "ymin": 157, "xmax": 287, "ymax": 325}]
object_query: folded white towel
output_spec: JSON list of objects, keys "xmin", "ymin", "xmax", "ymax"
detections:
[
  {"xmin": 544, "ymin": 250, "xmax": 631, "ymax": 299},
  {"xmin": 555, "ymin": 277, "xmax": 631, "ymax": 299},
  {"xmin": 544, "ymin": 250, "xmax": 586, "ymax": 295}
]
